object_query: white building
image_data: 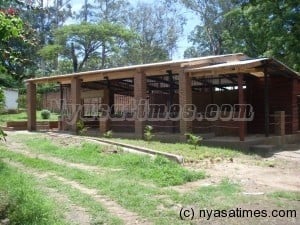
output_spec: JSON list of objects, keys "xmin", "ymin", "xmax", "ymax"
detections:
[{"xmin": 3, "ymin": 88, "xmax": 18, "ymax": 110}]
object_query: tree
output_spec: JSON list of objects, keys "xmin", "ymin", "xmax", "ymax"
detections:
[
  {"xmin": 120, "ymin": 2, "xmax": 185, "ymax": 64},
  {"xmin": 0, "ymin": 7, "xmax": 36, "ymax": 85},
  {"xmin": 223, "ymin": 0, "xmax": 300, "ymax": 71},
  {"xmin": 180, "ymin": 0, "xmax": 235, "ymax": 57},
  {"xmin": 40, "ymin": 22, "xmax": 134, "ymax": 73}
]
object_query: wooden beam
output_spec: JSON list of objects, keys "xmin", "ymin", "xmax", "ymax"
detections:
[{"xmin": 27, "ymin": 82, "xmax": 36, "ymax": 131}]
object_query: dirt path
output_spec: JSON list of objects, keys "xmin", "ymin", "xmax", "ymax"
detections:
[
  {"xmin": 3, "ymin": 134, "xmax": 151, "ymax": 225},
  {"xmin": 3, "ymin": 160, "xmax": 151, "ymax": 225}
]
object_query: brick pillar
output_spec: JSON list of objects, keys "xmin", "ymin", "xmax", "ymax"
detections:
[
  {"xmin": 274, "ymin": 111, "xmax": 285, "ymax": 136},
  {"xmin": 27, "ymin": 82, "xmax": 36, "ymax": 131},
  {"xmin": 238, "ymin": 74, "xmax": 246, "ymax": 141},
  {"xmin": 134, "ymin": 70, "xmax": 147, "ymax": 138},
  {"xmin": 179, "ymin": 71, "xmax": 192, "ymax": 136},
  {"xmin": 291, "ymin": 78, "xmax": 298, "ymax": 133},
  {"xmin": 99, "ymin": 89, "xmax": 110, "ymax": 134},
  {"xmin": 71, "ymin": 78, "xmax": 81, "ymax": 132}
]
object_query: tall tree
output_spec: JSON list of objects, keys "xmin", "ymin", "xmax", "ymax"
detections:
[
  {"xmin": 120, "ymin": 2, "xmax": 185, "ymax": 64},
  {"xmin": 39, "ymin": 22, "xmax": 133, "ymax": 72},
  {"xmin": 180, "ymin": 0, "xmax": 235, "ymax": 57},
  {"xmin": 223, "ymin": 0, "xmax": 300, "ymax": 71}
]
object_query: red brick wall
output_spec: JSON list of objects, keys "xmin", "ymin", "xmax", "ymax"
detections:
[{"xmin": 247, "ymin": 76, "xmax": 299, "ymax": 134}]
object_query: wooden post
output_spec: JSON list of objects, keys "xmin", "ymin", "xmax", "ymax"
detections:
[
  {"xmin": 264, "ymin": 67, "xmax": 270, "ymax": 137},
  {"xmin": 71, "ymin": 77, "xmax": 81, "ymax": 132},
  {"xmin": 238, "ymin": 74, "xmax": 245, "ymax": 141},
  {"xmin": 134, "ymin": 69, "xmax": 147, "ymax": 138},
  {"xmin": 99, "ymin": 89, "xmax": 110, "ymax": 134},
  {"xmin": 291, "ymin": 78, "xmax": 298, "ymax": 133},
  {"xmin": 27, "ymin": 82, "xmax": 36, "ymax": 131},
  {"xmin": 179, "ymin": 71, "xmax": 192, "ymax": 137},
  {"xmin": 274, "ymin": 111, "xmax": 285, "ymax": 136}
]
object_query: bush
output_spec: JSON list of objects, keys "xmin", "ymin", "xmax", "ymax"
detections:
[
  {"xmin": 103, "ymin": 130, "xmax": 113, "ymax": 138},
  {"xmin": 76, "ymin": 120, "xmax": 87, "ymax": 135},
  {"xmin": 17, "ymin": 94, "xmax": 26, "ymax": 109},
  {"xmin": 40, "ymin": 109, "xmax": 51, "ymax": 119},
  {"xmin": 144, "ymin": 125, "xmax": 154, "ymax": 142},
  {"xmin": 185, "ymin": 133, "xmax": 203, "ymax": 149}
]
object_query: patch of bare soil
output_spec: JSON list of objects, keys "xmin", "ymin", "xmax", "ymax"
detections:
[
  {"xmin": 176, "ymin": 149, "xmax": 300, "ymax": 194},
  {"xmin": 3, "ymin": 160, "xmax": 151, "ymax": 225}
]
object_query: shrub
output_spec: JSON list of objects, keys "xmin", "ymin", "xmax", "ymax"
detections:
[
  {"xmin": 144, "ymin": 125, "xmax": 154, "ymax": 142},
  {"xmin": 103, "ymin": 130, "xmax": 113, "ymax": 138},
  {"xmin": 40, "ymin": 109, "xmax": 51, "ymax": 119},
  {"xmin": 185, "ymin": 133, "xmax": 203, "ymax": 149},
  {"xmin": 17, "ymin": 94, "xmax": 26, "ymax": 109},
  {"xmin": 76, "ymin": 120, "xmax": 87, "ymax": 136}
]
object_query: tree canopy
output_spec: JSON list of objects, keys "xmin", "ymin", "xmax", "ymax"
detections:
[{"xmin": 0, "ymin": 0, "xmax": 299, "ymax": 88}]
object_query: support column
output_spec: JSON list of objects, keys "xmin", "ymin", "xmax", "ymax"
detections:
[
  {"xmin": 71, "ymin": 77, "xmax": 81, "ymax": 132},
  {"xmin": 274, "ymin": 111, "xmax": 285, "ymax": 136},
  {"xmin": 179, "ymin": 71, "xmax": 192, "ymax": 136},
  {"xmin": 291, "ymin": 78, "xmax": 298, "ymax": 133},
  {"xmin": 264, "ymin": 67, "xmax": 270, "ymax": 137},
  {"xmin": 238, "ymin": 74, "xmax": 246, "ymax": 141},
  {"xmin": 134, "ymin": 69, "xmax": 147, "ymax": 138},
  {"xmin": 27, "ymin": 82, "xmax": 36, "ymax": 131},
  {"xmin": 99, "ymin": 89, "xmax": 110, "ymax": 134}
]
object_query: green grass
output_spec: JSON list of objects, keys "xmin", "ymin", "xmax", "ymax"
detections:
[
  {"xmin": 0, "ymin": 149, "xmax": 248, "ymax": 225},
  {"xmin": 44, "ymin": 178, "xmax": 123, "ymax": 225},
  {"xmin": 22, "ymin": 136, "xmax": 205, "ymax": 187},
  {"xmin": 269, "ymin": 191, "xmax": 300, "ymax": 201},
  {"xmin": 0, "ymin": 110, "xmax": 59, "ymax": 126},
  {"xmin": 0, "ymin": 159, "xmax": 67, "ymax": 225},
  {"xmin": 3, "ymin": 134, "xmax": 296, "ymax": 225},
  {"xmin": 110, "ymin": 138, "xmax": 243, "ymax": 161}
]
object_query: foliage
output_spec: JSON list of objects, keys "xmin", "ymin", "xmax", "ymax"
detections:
[
  {"xmin": 181, "ymin": 0, "xmax": 300, "ymax": 70},
  {"xmin": 76, "ymin": 119, "xmax": 87, "ymax": 136},
  {"xmin": 144, "ymin": 125, "xmax": 154, "ymax": 142},
  {"xmin": 222, "ymin": 0, "xmax": 300, "ymax": 71},
  {"xmin": 0, "ymin": 9, "xmax": 37, "ymax": 84},
  {"xmin": 121, "ymin": 2, "xmax": 185, "ymax": 64},
  {"xmin": 185, "ymin": 133, "xmax": 203, "ymax": 149},
  {"xmin": 40, "ymin": 109, "xmax": 51, "ymax": 119},
  {"xmin": 103, "ymin": 130, "xmax": 113, "ymax": 138},
  {"xmin": 40, "ymin": 22, "xmax": 134, "ymax": 73}
]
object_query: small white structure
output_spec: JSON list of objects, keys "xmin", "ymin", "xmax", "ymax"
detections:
[{"xmin": 3, "ymin": 88, "xmax": 18, "ymax": 110}]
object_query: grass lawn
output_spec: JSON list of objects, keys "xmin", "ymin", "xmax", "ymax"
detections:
[
  {"xmin": 1, "ymin": 133, "xmax": 299, "ymax": 224},
  {"xmin": 0, "ymin": 139, "xmax": 243, "ymax": 225},
  {"xmin": 0, "ymin": 159, "xmax": 67, "ymax": 225},
  {"xmin": 0, "ymin": 110, "xmax": 59, "ymax": 126},
  {"xmin": 109, "ymin": 138, "xmax": 244, "ymax": 161}
]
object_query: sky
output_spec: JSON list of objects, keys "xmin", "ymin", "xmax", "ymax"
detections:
[{"xmin": 67, "ymin": 0, "xmax": 198, "ymax": 59}]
